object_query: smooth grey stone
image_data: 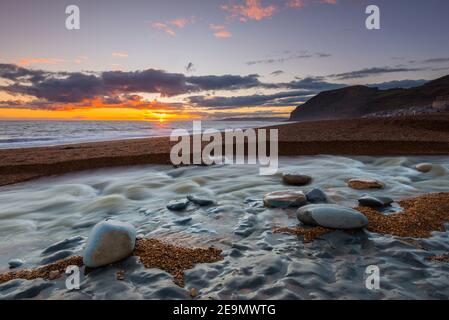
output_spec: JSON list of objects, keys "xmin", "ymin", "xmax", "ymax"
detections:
[
  {"xmin": 83, "ymin": 220, "xmax": 136, "ymax": 268},
  {"xmin": 297, "ymin": 204, "xmax": 369, "ymax": 229},
  {"xmin": 8, "ymin": 259, "xmax": 24, "ymax": 269},
  {"xmin": 415, "ymin": 163, "xmax": 433, "ymax": 173},
  {"xmin": 282, "ymin": 173, "xmax": 312, "ymax": 186},
  {"xmin": 306, "ymin": 188, "xmax": 328, "ymax": 203},
  {"xmin": 167, "ymin": 199, "xmax": 189, "ymax": 211},
  {"xmin": 264, "ymin": 190, "xmax": 307, "ymax": 208},
  {"xmin": 358, "ymin": 195, "xmax": 393, "ymax": 207},
  {"xmin": 187, "ymin": 195, "xmax": 216, "ymax": 206}
]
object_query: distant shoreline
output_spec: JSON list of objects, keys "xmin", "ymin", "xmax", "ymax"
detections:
[{"xmin": 1, "ymin": 114, "xmax": 449, "ymax": 187}]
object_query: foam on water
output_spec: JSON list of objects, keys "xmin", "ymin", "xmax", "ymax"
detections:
[{"xmin": 0, "ymin": 155, "xmax": 449, "ymax": 299}]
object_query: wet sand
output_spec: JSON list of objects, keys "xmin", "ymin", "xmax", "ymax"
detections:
[{"xmin": 1, "ymin": 115, "xmax": 449, "ymax": 187}]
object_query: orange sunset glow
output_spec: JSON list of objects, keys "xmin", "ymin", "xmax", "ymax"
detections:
[{"xmin": 0, "ymin": 107, "xmax": 201, "ymax": 121}]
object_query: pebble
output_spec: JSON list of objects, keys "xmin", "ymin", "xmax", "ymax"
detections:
[
  {"xmin": 8, "ymin": 259, "xmax": 24, "ymax": 269},
  {"xmin": 167, "ymin": 199, "xmax": 190, "ymax": 211},
  {"xmin": 116, "ymin": 270, "xmax": 125, "ymax": 281},
  {"xmin": 263, "ymin": 190, "xmax": 307, "ymax": 208},
  {"xmin": 415, "ymin": 163, "xmax": 433, "ymax": 173},
  {"xmin": 306, "ymin": 188, "xmax": 328, "ymax": 203},
  {"xmin": 282, "ymin": 173, "xmax": 312, "ymax": 186},
  {"xmin": 348, "ymin": 178, "xmax": 384, "ymax": 190},
  {"xmin": 83, "ymin": 220, "xmax": 137, "ymax": 268},
  {"xmin": 190, "ymin": 287, "xmax": 198, "ymax": 298},
  {"xmin": 358, "ymin": 195, "xmax": 393, "ymax": 207},
  {"xmin": 297, "ymin": 204, "xmax": 369, "ymax": 229},
  {"xmin": 187, "ymin": 195, "xmax": 216, "ymax": 206}
]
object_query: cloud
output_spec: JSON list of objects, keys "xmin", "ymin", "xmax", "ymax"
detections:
[
  {"xmin": 18, "ymin": 57, "xmax": 64, "ymax": 66},
  {"xmin": 187, "ymin": 74, "xmax": 262, "ymax": 91},
  {"xmin": 328, "ymin": 67, "xmax": 424, "ymax": 80},
  {"xmin": 214, "ymin": 30, "xmax": 232, "ymax": 38},
  {"xmin": 287, "ymin": 0, "xmax": 337, "ymax": 8},
  {"xmin": 0, "ymin": 64, "xmax": 267, "ymax": 108},
  {"xmin": 282, "ymin": 76, "xmax": 345, "ymax": 90},
  {"xmin": 421, "ymin": 57, "xmax": 449, "ymax": 64},
  {"xmin": 153, "ymin": 17, "xmax": 196, "ymax": 36},
  {"xmin": 270, "ymin": 70, "xmax": 284, "ymax": 76},
  {"xmin": 186, "ymin": 76, "xmax": 429, "ymax": 109},
  {"xmin": 286, "ymin": 0, "xmax": 305, "ymax": 9},
  {"xmin": 246, "ymin": 52, "xmax": 331, "ymax": 65},
  {"xmin": 152, "ymin": 22, "xmax": 177, "ymax": 36},
  {"xmin": 220, "ymin": 0, "xmax": 337, "ymax": 23},
  {"xmin": 1, "ymin": 63, "xmax": 435, "ymax": 113},
  {"xmin": 221, "ymin": 0, "xmax": 277, "ymax": 22},
  {"xmin": 170, "ymin": 17, "xmax": 196, "ymax": 28},
  {"xmin": 74, "ymin": 56, "xmax": 88, "ymax": 64},
  {"xmin": 367, "ymin": 79, "xmax": 427, "ymax": 90},
  {"xmin": 112, "ymin": 52, "xmax": 129, "ymax": 58},
  {"xmin": 209, "ymin": 24, "xmax": 232, "ymax": 38},
  {"xmin": 188, "ymin": 90, "xmax": 314, "ymax": 108}
]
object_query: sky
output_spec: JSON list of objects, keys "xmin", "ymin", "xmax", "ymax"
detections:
[{"xmin": 0, "ymin": 0, "xmax": 449, "ymax": 121}]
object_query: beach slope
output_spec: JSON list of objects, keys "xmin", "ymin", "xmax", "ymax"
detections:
[{"xmin": 1, "ymin": 114, "xmax": 449, "ymax": 187}]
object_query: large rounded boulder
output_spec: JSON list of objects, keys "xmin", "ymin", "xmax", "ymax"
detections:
[
  {"xmin": 83, "ymin": 220, "xmax": 137, "ymax": 268},
  {"xmin": 297, "ymin": 204, "xmax": 369, "ymax": 229}
]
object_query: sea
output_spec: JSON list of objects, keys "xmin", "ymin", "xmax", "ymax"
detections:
[{"xmin": 0, "ymin": 120, "xmax": 283, "ymax": 149}]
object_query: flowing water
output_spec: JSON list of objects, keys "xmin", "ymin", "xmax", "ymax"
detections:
[{"xmin": 0, "ymin": 155, "xmax": 449, "ymax": 299}]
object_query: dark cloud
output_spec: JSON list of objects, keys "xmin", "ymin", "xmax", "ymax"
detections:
[
  {"xmin": 187, "ymin": 90, "xmax": 315, "ymax": 109},
  {"xmin": 270, "ymin": 70, "xmax": 284, "ymax": 76},
  {"xmin": 186, "ymin": 76, "xmax": 434, "ymax": 109},
  {"xmin": 368, "ymin": 79, "xmax": 427, "ymax": 90},
  {"xmin": 12, "ymin": 73, "xmax": 103, "ymax": 103},
  {"xmin": 0, "ymin": 63, "xmax": 51, "ymax": 83},
  {"xmin": 329, "ymin": 67, "xmax": 424, "ymax": 80},
  {"xmin": 210, "ymin": 110, "xmax": 290, "ymax": 120},
  {"xmin": 1, "ymin": 63, "xmax": 438, "ymax": 113},
  {"xmin": 246, "ymin": 52, "xmax": 331, "ymax": 66},
  {"xmin": 0, "ymin": 64, "xmax": 266, "ymax": 103},
  {"xmin": 187, "ymin": 74, "xmax": 262, "ymax": 91},
  {"xmin": 282, "ymin": 77, "xmax": 346, "ymax": 91},
  {"xmin": 421, "ymin": 57, "xmax": 449, "ymax": 64}
]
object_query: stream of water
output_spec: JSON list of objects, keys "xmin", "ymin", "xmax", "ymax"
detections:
[{"xmin": 1, "ymin": 155, "xmax": 448, "ymax": 299}]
